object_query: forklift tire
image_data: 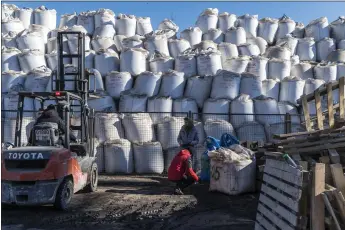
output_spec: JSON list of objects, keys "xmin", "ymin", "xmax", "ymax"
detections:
[
  {"xmin": 54, "ymin": 178, "xmax": 73, "ymax": 211},
  {"xmin": 86, "ymin": 162, "xmax": 98, "ymax": 192}
]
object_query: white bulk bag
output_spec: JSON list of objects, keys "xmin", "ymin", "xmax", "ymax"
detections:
[
  {"xmin": 77, "ymin": 11, "xmax": 96, "ymax": 35},
  {"xmin": 237, "ymin": 43, "xmax": 260, "ymax": 56},
  {"xmin": 236, "ymin": 14, "xmax": 259, "ymax": 38},
  {"xmin": 203, "ymin": 98, "xmax": 230, "ymax": 122},
  {"xmin": 246, "ymin": 37, "xmax": 268, "ymax": 55},
  {"xmin": 193, "ymin": 40, "xmax": 218, "ymax": 53},
  {"xmin": 338, "ymin": 40, "xmax": 345, "ymax": 49},
  {"xmin": 218, "ymin": 42, "xmax": 238, "ymax": 63},
  {"xmin": 304, "ymin": 78, "xmax": 325, "ymax": 95},
  {"xmin": 180, "ymin": 27, "xmax": 203, "ymax": 47},
  {"xmin": 73, "ymin": 50, "xmax": 95, "ymax": 69},
  {"xmin": 122, "ymin": 113, "xmax": 155, "ymax": 142},
  {"xmin": 3, "ymin": 117, "xmax": 35, "ymax": 146},
  {"xmin": 65, "ymin": 25, "xmax": 87, "ymax": 39},
  {"xmin": 149, "ymin": 53, "xmax": 174, "ymax": 73},
  {"xmin": 48, "ymin": 27, "xmax": 67, "ymax": 38},
  {"xmin": 266, "ymin": 123, "xmax": 305, "ymax": 141},
  {"xmin": 93, "ymin": 24, "xmax": 116, "ymax": 39},
  {"xmin": 95, "ymin": 113, "xmax": 124, "ymax": 143},
  {"xmin": 262, "ymin": 79, "xmax": 280, "ymax": 101},
  {"xmin": 147, "ymin": 96, "xmax": 173, "ymax": 124},
  {"xmin": 1, "ymin": 71, "xmax": 26, "ymax": 93},
  {"xmin": 222, "ymin": 55, "xmax": 250, "ymax": 74},
  {"xmin": 28, "ymin": 24, "xmax": 49, "ymax": 44},
  {"xmin": 104, "ymin": 139, "xmax": 133, "ymax": 174},
  {"xmin": 2, "ymin": 3, "xmax": 18, "ymax": 19},
  {"xmin": 136, "ymin": 17, "xmax": 153, "ymax": 36},
  {"xmin": 158, "ymin": 19, "xmax": 179, "ymax": 32},
  {"xmin": 120, "ymin": 47, "xmax": 149, "ymax": 76},
  {"xmin": 316, "ymin": 37, "xmax": 336, "ymax": 62},
  {"xmin": 276, "ymin": 34, "xmax": 299, "ymax": 55},
  {"xmin": 264, "ymin": 46, "xmax": 291, "ymax": 60},
  {"xmin": 184, "ymin": 75, "xmax": 213, "ymax": 108},
  {"xmin": 94, "ymin": 142, "xmax": 104, "ymax": 173},
  {"xmin": 209, "ymin": 158, "xmax": 256, "ymax": 195},
  {"xmin": 94, "ymin": 49, "xmax": 120, "ymax": 77},
  {"xmin": 337, "ymin": 63, "xmax": 345, "ymax": 79},
  {"xmin": 2, "ymin": 31, "xmax": 18, "ymax": 48},
  {"xmin": 196, "ymin": 8, "xmax": 218, "ymax": 33},
  {"xmin": 68, "ymin": 35, "xmax": 91, "ymax": 53},
  {"xmin": 159, "ymin": 70, "xmax": 186, "ymax": 99},
  {"xmin": 46, "ymin": 65, "xmax": 77, "ymax": 92},
  {"xmin": 210, "ymin": 70, "xmax": 241, "ymax": 100},
  {"xmin": 292, "ymin": 22, "xmax": 305, "ymax": 38},
  {"xmin": 194, "ymin": 121, "xmax": 206, "ymax": 144},
  {"xmin": 230, "ymin": 94, "xmax": 255, "ymax": 128},
  {"xmin": 122, "ymin": 35, "xmax": 144, "ymax": 49},
  {"xmin": 168, "ymin": 38, "xmax": 191, "ymax": 59},
  {"xmin": 174, "ymin": 52, "xmax": 197, "ymax": 77},
  {"xmin": 87, "ymin": 68, "xmax": 104, "ymax": 92},
  {"xmin": 2, "ymin": 47, "xmax": 21, "ymax": 72},
  {"xmin": 14, "ymin": 8, "xmax": 33, "ymax": 29},
  {"xmin": 157, "ymin": 117, "xmax": 184, "ymax": 150},
  {"xmin": 88, "ymin": 95, "xmax": 116, "ymax": 112},
  {"xmin": 327, "ymin": 50, "xmax": 345, "ymax": 63},
  {"xmin": 268, "ymin": 58, "xmax": 291, "ymax": 81},
  {"xmin": 131, "ymin": 71, "xmax": 162, "ymax": 97},
  {"xmin": 236, "ymin": 121, "xmax": 267, "ymax": 142},
  {"xmin": 280, "ymin": 76, "xmax": 306, "ymax": 105},
  {"xmin": 113, "ymin": 35, "xmax": 127, "ymax": 52},
  {"xmin": 196, "ymin": 50, "xmax": 222, "ymax": 77},
  {"xmin": 224, "ymin": 27, "xmax": 246, "ymax": 45},
  {"xmin": 204, "ymin": 119, "xmax": 235, "ymax": 140},
  {"xmin": 291, "ymin": 55, "xmax": 300, "ymax": 66},
  {"xmin": 3, "ymin": 93, "xmax": 35, "ymax": 118},
  {"xmin": 144, "ymin": 32, "xmax": 170, "ymax": 57},
  {"xmin": 258, "ymin": 17, "xmax": 279, "ymax": 45},
  {"xmin": 172, "ymin": 98, "xmax": 198, "ymax": 117},
  {"xmin": 218, "ymin": 12, "xmax": 237, "ymax": 33},
  {"xmin": 105, "ymin": 71, "xmax": 133, "ymax": 99},
  {"xmin": 2, "ymin": 17, "xmax": 25, "ymax": 34},
  {"xmin": 47, "ymin": 36, "xmax": 69, "ymax": 54},
  {"xmin": 305, "ymin": 17, "xmax": 330, "ymax": 42},
  {"xmin": 330, "ymin": 16, "xmax": 345, "ymax": 42},
  {"xmin": 246, "ymin": 56, "xmax": 268, "ymax": 81},
  {"xmin": 240, "ymin": 73, "xmax": 262, "ymax": 98},
  {"xmin": 297, "ymin": 37, "xmax": 316, "ymax": 61},
  {"xmin": 133, "ymin": 142, "xmax": 164, "ymax": 174},
  {"xmin": 314, "ymin": 63, "xmax": 337, "ymax": 83},
  {"xmin": 95, "ymin": 8, "xmax": 115, "ymax": 28},
  {"xmin": 115, "ymin": 14, "xmax": 136, "ymax": 37},
  {"xmin": 155, "ymin": 29, "xmax": 177, "ymax": 40},
  {"xmin": 276, "ymin": 15, "xmax": 296, "ymax": 40},
  {"xmin": 16, "ymin": 31, "xmax": 45, "ymax": 53},
  {"xmin": 33, "ymin": 6, "xmax": 56, "ymax": 30},
  {"xmin": 24, "ymin": 66, "xmax": 52, "ymax": 92},
  {"xmin": 291, "ymin": 62, "xmax": 315, "ymax": 80},
  {"xmin": 59, "ymin": 13, "xmax": 77, "ymax": 28},
  {"xmin": 18, "ymin": 49, "xmax": 46, "ymax": 73},
  {"xmin": 119, "ymin": 92, "xmax": 148, "ymax": 112},
  {"xmin": 91, "ymin": 36, "xmax": 117, "ymax": 52},
  {"xmin": 278, "ymin": 101, "xmax": 301, "ymax": 123},
  {"xmin": 254, "ymin": 95, "xmax": 282, "ymax": 125},
  {"xmin": 202, "ymin": 28, "xmax": 224, "ymax": 44}
]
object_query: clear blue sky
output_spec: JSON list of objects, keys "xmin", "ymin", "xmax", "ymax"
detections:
[{"xmin": 6, "ymin": 1, "xmax": 345, "ymax": 31}]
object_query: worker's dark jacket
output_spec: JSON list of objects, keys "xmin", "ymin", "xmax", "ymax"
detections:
[
  {"xmin": 168, "ymin": 149, "xmax": 199, "ymax": 182},
  {"xmin": 28, "ymin": 109, "xmax": 77, "ymax": 144},
  {"xmin": 177, "ymin": 125, "xmax": 199, "ymax": 146}
]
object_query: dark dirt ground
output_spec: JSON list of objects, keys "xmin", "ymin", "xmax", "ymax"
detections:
[{"xmin": 2, "ymin": 175, "xmax": 258, "ymax": 230}]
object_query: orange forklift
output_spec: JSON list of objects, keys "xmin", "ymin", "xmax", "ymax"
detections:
[{"xmin": 1, "ymin": 32, "xmax": 98, "ymax": 210}]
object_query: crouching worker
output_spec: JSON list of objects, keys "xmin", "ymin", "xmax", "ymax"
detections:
[{"xmin": 168, "ymin": 148, "xmax": 199, "ymax": 195}]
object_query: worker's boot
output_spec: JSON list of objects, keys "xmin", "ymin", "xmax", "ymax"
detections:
[{"xmin": 174, "ymin": 187, "xmax": 184, "ymax": 195}]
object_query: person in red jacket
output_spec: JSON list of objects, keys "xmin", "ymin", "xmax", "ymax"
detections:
[{"xmin": 168, "ymin": 148, "xmax": 199, "ymax": 195}]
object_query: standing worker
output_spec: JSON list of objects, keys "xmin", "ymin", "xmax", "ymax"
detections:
[{"xmin": 177, "ymin": 117, "xmax": 199, "ymax": 156}]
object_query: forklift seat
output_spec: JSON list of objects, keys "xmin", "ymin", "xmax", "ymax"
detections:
[
  {"xmin": 32, "ymin": 122, "xmax": 60, "ymax": 147},
  {"xmin": 70, "ymin": 143, "xmax": 87, "ymax": 157}
]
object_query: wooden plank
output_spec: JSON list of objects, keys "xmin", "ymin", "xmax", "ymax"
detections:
[
  {"xmin": 322, "ymin": 193, "xmax": 342, "ymax": 230},
  {"xmin": 282, "ymin": 137, "xmax": 345, "ymax": 150},
  {"xmin": 256, "ymin": 212, "xmax": 278, "ymax": 230},
  {"xmin": 311, "ymin": 163, "xmax": 325, "ymax": 230},
  {"xmin": 265, "ymin": 159, "xmax": 303, "ymax": 176},
  {"xmin": 328, "ymin": 149, "xmax": 340, "ymax": 164},
  {"xmin": 261, "ymin": 183, "xmax": 299, "ymax": 212},
  {"xmin": 339, "ymin": 77, "xmax": 345, "ymax": 119},
  {"xmin": 315, "ymin": 89, "xmax": 324, "ymax": 130},
  {"xmin": 285, "ymin": 142, "xmax": 345, "ymax": 155},
  {"xmin": 327, "ymin": 82, "xmax": 335, "ymax": 128},
  {"xmin": 301, "ymin": 95, "xmax": 313, "ymax": 132},
  {"xmin": 319, "ymin": 156, "xmax": 333, "ymax": 185},
  {"xmin": 264, "ymin": 166, "xmax": 303, "ymax": 187},
  {"xmin": 257, "ymin": 204, "xmax": 294, "ymax": 230},
  {"xmin": 299, "ymin": 161, "xmax": 308, "ymax": 171},
  {"xmin": 263, "ymin": 174, "xmax": 302, "ymax": 200},
  {"xmin": 330, "ymin": 164, "xmax": 345, "ymax": 195},
  {"xmin": 274, "ymin": 126, "xmax": 345, "ymax": 140},
  {"xmin": 259, "ymin": 194, "xmax": 298, "ymax": 226}
]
